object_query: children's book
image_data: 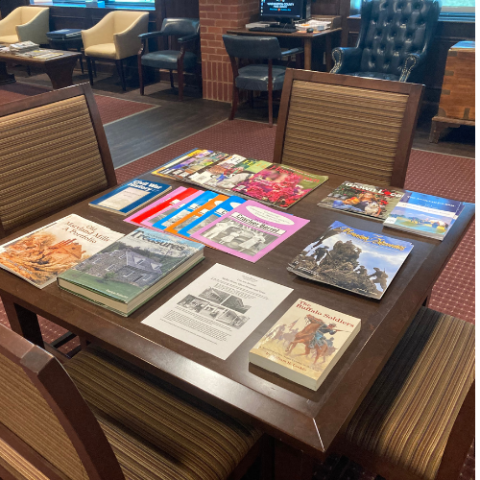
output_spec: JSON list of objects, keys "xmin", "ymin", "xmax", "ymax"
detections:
[
  {"xmin": 383, "ymin": 191, "xmax": 464, "ymax": 240},
  {"xmin": 89, "ymin": 179, "xmax": 171, "ymax": 215},
  {"xmin": 288, "ymin": 221, "xmax": 413, "ymax": 299},
  {"xmin": 0, "ymin": 214, "xmax": 124, "ymax": 288},
  {"xmin": 191, "ymin": 200, "xmax": 309, "ymax": 262},
  {"xmin": 317, "ymin": 182, "xmax": 404, "ymax": 221},
  {"xmin": 232, "ymin": 164, "xmax": 328, "ymax": 209},
  {"xmin": 249, "ymin": 298, "xmax": 361, "ymax": 390}
]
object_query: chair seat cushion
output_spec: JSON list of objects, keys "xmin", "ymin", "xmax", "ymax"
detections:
[
  {"xmin": 141, "ymin": 50, "xmax": 197, "ymax": 71},
  {"xmin": 236, "ymin": 64, "xmax": 286, "ymax": 92},
  {"xmin": 66, "ymin": 346, "xmax": 261, "ymax": 480},
  {"xmin": 0, "ymin": 35, "xmax": 19, "ymax": 44},
  {"xmin": 344, "ymin": 308, "xmax": 474, "ymax": 480},
  {"xmin": 84, "ymin": 43, "xmax": 117, "ymax": 60},
  {"xmin": 349, "ymin": 71, "xmax": 400, "ymax": 82}
]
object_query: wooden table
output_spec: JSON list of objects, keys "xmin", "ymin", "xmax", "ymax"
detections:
[
  {"xmin": 0, "ymin": 173, "xmax": 474, "ymax": 480},
  {"xmin": 0, "ymin": 49, "xmax": 82, "ymax": 89},
  {"xmin": 226, "ymin": 27, "xmax": 342, "ymax": 71}
]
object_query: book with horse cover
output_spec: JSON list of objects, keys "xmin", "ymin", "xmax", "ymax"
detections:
[{"xmin": 249, "ymin": 299, "xmax": 361, "ymax": 390}]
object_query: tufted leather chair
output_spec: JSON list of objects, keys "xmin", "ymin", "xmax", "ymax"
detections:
[{"xmin": 331, "ymin": 0, "xmax": 440, "ymax": 82}]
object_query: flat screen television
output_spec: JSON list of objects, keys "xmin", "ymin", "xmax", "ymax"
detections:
[{"xmin": 260, "ymin": 0, "xmax": 306, "ymax": 22}]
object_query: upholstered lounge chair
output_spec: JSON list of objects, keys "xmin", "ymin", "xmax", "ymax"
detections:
[{"xmin": 0, "ymin": 6, "xmax": 49, "ymax": 45}]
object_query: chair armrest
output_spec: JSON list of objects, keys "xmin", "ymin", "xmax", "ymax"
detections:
[
  {"xmin": 16, "ymin": 9, "xmax": 49, "ymax": 45},
  {"xmin": 114, "ymin": 13, "xmax": 149, "ymax": 60},
  {"xmin": 82, "ymin": 16, "xmax": 111, "ymax": 51},
  {"xmin": 281, "ymin": 47, "xmax": 304, "ymax": 57},
  {"xmin": 330, "ymin": 47, "xmax": 362, "ymax": 74},
  {"xmin": 178, "ymin": 33, "xmax": 198, "ymax": 44},
  {"xmin": 139, "ymin": 30, "xmax": 165, "ymax": 40},
  {"xmin": 0, "ymin": 11, "xmax": 18, "ymax": 36},
  {"xmin": 399, "ymin": 52, "xmax": 426, "ymax": 82}
]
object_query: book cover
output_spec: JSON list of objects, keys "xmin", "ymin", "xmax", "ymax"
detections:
[
  {"xmin": 188, "ymin": 154, "xmax": 247, "ymax": 187},
  {"xmin": 178, "ymin": 196, "xmax": 245, "ymax": 238},
  {"xmin": 210, "ymin": 158, "xmax": 272, "ymax": 191},
  {"xmin": 288, "ymin": 221, "xmax": 413, "ymax": 299},
  {"xmin": 318, "ymin": 182, "xmax": 404, "ymax": 220},
  {"xmin": 232, "ymin": 164, "xmax": 328, "ymax": 209},
  {"xmin": 383, "ymin": 191, "xmax": 464, "ymax": 240},
  {"xmin": 151, "ymin": 149, "xmax": 212, "ymax": 178},
  {"xmin": 0, "ymin": 214, "xmax": 124, "ymax": 288},
  {"xmin": 191, "ymin": 200, "xmax": 309, "ymax": 262},
  {"xmin": 249, "ymin": 298, "xmax": 361, "ymax": 390},
  {"xmin": 89, "ymin": 179, "xmax": 171, "ymax": 215},
  {"xmin": 59, "ymin": 228, "xmax": 204, "ymax": 304}
]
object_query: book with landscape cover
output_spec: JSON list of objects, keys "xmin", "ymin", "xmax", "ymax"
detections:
[
  {"xmin": 249, "ymin": 298, "xmax": 361, "ymax": 390},
  {"xmin": 288, "ymin": 221, "xmax": 413, "ymax": 299},
  {"xmin": 383, "ymin": 191, "xmax": 464, "ymax": 240},
  {"xmin": 318, "ymin": 181, "xmax": 404, "ymax": 220},
  {"xmin": 90, "ymin": 179, "xmax": 171, "ymax": 215},
  {"xmin": 58, "ymin": 228, "xmax": 204, "ymax": 316},
  {"xmin": 0, "ymin": 214, "xmax": 124, "ymax": 288}
]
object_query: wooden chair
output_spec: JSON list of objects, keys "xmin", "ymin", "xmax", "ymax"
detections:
[
  {"xmin": 273, "ymin": 69, "xmax": 424, "ymax": 187},
  {"xmin": 332, "ymin": 307, "xmax": 474, "ymax": 480},
  {"xmin": 0, "ymin": 323, "xmax": 271, "ymax": 480}
]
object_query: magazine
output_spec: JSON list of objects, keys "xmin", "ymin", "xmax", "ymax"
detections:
[
  {"xmin": 188, "ymin": 154, "xmax": 247, "ymax": 187},
  {"xmin": 191, "ymin": 200, "xmax": 309, "ymax": 262},
  {"xmin": 288, "ymin": 221, "xmax": 413, "ymax": 299},
  {"xmin": 142, "ymin": 263, "xmax": 293, "ymax": 359}
]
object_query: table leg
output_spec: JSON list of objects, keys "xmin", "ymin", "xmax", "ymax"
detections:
[
  {"xmin": 44, "ymin": 57, "xmax": 77, "ymax": 89},
  {"xmin": 3, "ymin": 299, "xmax": 44, "ymax": 347},
  {"xmin": 325, "ymin": 33, "xmax": 333, "ymax": 72},
  {"xmin": 0, "ymin": 61, "xmax": 15, "ymax": 85},
  {"xmin": 274, "ymin": 439, "xmax": 315, "ymax": 480},
  {"xmin": 303, "ymin": 38, "xmax": 312, "ymax": 71}
]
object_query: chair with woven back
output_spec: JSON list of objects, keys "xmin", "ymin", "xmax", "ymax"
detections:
[
  {"xmin": 273, "ymin": 69, "xmax": 424, "ymax": 188},
  {"xmin": 0, "ymin": 322, "xmax": 269, "ymax": 480}
]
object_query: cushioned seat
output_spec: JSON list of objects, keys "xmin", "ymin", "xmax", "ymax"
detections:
[
  {"xmin": 141, "ymin": 50, "xmax": 197, "ymax": 71},
  {"xmin": 66, "ymin": 346, "xmax": 262, "ymax": 480},
  {"xmin": 236, "ymin": 64, "xmax": 286, "ymax": 92},
  {"xmin": 0, "ymin": 7, "xmax": 49, "ymax": 45},
  {"xmin": 0, "ymin": 35, "xmax": 20, "ymax": 44},
  {"xmin": 350, "ymin": 72, "xmax": 400, "ymax": 81},
  {"xmin": 84, "ymin": 43, "xmax": 117, "ymax": 60}
]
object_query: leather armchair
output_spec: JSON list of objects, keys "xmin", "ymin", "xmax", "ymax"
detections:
[
  {"xmin": 0, "ymin": 7, "xmax": 49, "ymax": 45},
  {"xmin": 331, "ymin": 0, "xmax": 440, "ymax": 83}
]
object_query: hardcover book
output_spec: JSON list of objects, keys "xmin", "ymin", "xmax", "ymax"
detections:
[
  {"xmin": 58, "ymin": 228, "xmax": 204, "ymax": 316},
  {"xmin": 191, "ymin": 200, "xmax": 309, "ymax": 262},
  {"xmin": 288, "ymin": 221, "xmax": 413, "ymax": 299},
  {"xmin": 89, "ymin": 179, "xmax": 171, "ymax": 216},
  {"xmin": 0, "ymin": 214, "xmax": 124, "ymax": 288},
  {"xmin": 318, "ymin": 182, "xmax": 404, "ymax": 220},
  {"xmin": 249, "ymin": 298, "xmax": 361, "ymax": 390}
]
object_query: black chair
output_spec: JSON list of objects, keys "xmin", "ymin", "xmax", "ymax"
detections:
[
  {"xmin": 330, "ymin": 0, "xmax": 440, "ymax": 82},
  {"xmin": 138, "ymin": 18, "xmax": 200, "ymax": 100},
  {"xmin": 223, "ymin": 35, "xmax": 303, "ymax": 126}
]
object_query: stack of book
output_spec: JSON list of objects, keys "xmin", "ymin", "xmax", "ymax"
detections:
[{"xmin": 9, "ymin": 41, "xmax": 39, "ymax": 54}]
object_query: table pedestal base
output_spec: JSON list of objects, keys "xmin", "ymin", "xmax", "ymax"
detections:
[{"xmin": 0, "ymin": 62, "xmax": 15, "ymax": 85}]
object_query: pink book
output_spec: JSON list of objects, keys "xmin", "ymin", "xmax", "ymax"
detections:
[{"xmin": 191, "ymin": 200, "xmax": 309, "ymax": 263}]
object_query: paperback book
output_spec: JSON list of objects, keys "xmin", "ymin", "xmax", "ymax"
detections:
[
  {"xmin": 89, "ymin": 179, "xmax": 171, "ymax": 216},
  {"xmin": 191, "ymin": 200, "xmax": 309, "ymax": 262},
  {"xmin": 318, "ymin": 182, "xmax": 404, "ymax": 220},
  {"xmin": 0, "ymin": 214, "xmax": 124, "ymax": 288},
  {"xmin": 288, "ymin": 221, "xmax": 413, "ymax": 299},
  {"xmin": 58, "ymin": 228, "xmax": 204, "ymax": 316},
  {"xmin": 249, "ymin": 298, "xmax": 361, "ymax": 390},
  {"xmin": 188, "ymin": 154, "xmax": 247, "ymax": 187}
]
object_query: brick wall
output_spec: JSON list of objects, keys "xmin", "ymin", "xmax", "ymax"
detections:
[{"xmin": 199, "ymin": 0, "xmax": 259, "ymax": 102}]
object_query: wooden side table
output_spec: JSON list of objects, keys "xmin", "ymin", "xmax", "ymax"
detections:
[{"xmin": 429, "ymin": 41, "xmax": 475, "ymax": 143}]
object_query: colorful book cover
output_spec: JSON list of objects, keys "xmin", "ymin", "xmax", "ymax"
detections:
[
  {"xmin": 383, "ymin": 191, "xmax": 464, "ymax": 239},
  {"xmin": 178, "ymin": 196, "xmax": 246, "ymax": 238},
  {"xmin": 232, "ymin": 164, "xmax": 328, "ymax": 209},
  {"xmin": 249, "ymin": 298, "xmax": 361, "ymax": 390},
  {"xmin": 0, "ymin": 214, "xmax": 124, "ymax": 288},
  {"xmin": 151, "ymin": 149, "xmax": 212, "ymax": 178},
  {"xmin": 212, "ymin": 158, "xmax": 272, "ymax": 191},
  {"xmin": 191, "ymin": 200, "xmax": 309, "ymax": 262},
  {"xmin": 288, "ymin": 221, "xmax": 413, "ymax": 299},
  {"xmin": 188, "ymin": 154, "xmax": 247, "ymax": 187},
  {"xmin": 89, "ymin": 179, "xmax": 171, "ymax": 215},
  {"xmin": 318, "ymin": 182, "xmax": 404, "ymax": 220}
]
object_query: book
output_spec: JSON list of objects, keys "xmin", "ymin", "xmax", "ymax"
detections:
[
  {"xmin": 9, "ymin": 41, "xmax": 39, "ymax": 53},
  {"xmin": 0, "ymin": 214, "xmax": 124, "ymax": 289},
  {"xmin": 188, "ymin": 154, "xmax": 247, "ymax": 187},
  {"xmin": 383, "ymin": 191, "xmax": 464, "ymax": 240},
  {"xmin": 191, "ymin": 200, "xmax": 309, "ymax": 262},
  {"xmin": 288, "ymin": 221, "xmax": 413, "ymax": 299},
  {"xmin": 58, "ymin": 228, "xmax": 204, "ymax": 316},
  {"xmin": 249, "ymin": 298, "xmax": 361, "ymax": 390},
  {"xmin": 232, "ymin": 164, "xmax": 328, "ymax": 209},
  {"xmin": 89, "ymin": 179, "xmax": 171, "ymax": 216},
  {"xmin": 317, "ymin": 181, "xmax": 404, "ymax": 221}
]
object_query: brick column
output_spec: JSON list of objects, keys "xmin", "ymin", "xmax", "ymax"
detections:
[{"xmin": 199, "ymin": 0, "xmax": 259, "ymax": 102}]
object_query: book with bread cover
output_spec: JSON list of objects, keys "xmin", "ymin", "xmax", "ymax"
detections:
[
  {"xmin": 0, "ymin": 214, "xmax": 124, "ymax": 288},
  {"xmin": 249, "ymin": 298, "xmax": 361, "ymax": 390},
  {"xmin": 288, "ymin": 221, "xmax": 413, "ymax": 299}
]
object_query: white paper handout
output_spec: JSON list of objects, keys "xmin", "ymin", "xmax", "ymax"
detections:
[{"xmin": 142, "ymin": 264, "xmax": 293, "ymax": 359}]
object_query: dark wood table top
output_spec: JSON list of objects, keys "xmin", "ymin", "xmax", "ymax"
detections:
[
  {"xmin": 226, "ymin": 27, "xmax": 342, "ymax": 38},
  {"xmin": 0, "ymin": 172, "xmax": 474, "ymax": 459},
  {"xmin": 0, "ymin": 49, "xmax": 81, "ymax": 66}
]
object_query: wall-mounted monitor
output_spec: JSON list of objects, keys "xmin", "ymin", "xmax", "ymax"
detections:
[{"xmin": 260, "ymin": 0, "xmax": 307, "ymax": 22}]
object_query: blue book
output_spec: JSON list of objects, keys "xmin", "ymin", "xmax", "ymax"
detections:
[
  {"xmin": 89, "ymin": 179, "xmax": 171, "ymax": 216},
  {"xmin": 178, "ymin": 196, "xmax": 245, "ymax": 238}
]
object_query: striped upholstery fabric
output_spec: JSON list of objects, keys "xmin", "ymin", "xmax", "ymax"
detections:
[
  {"xmin": 0, "ymin": 96, "xmax": 109, "ymax": 233},
  {"xmin": 281, "ymin": 80, "xmax": 409, "ymax": 185},
  {"xmin": 344, "ymin": 308, "xmax": 475, "ymax": 480},
  {"xmin": 66, "ymin": 346, "xmax": 262, "ymax": 480},
  {"xmin": 0, "ymin": 352, "xmax": 90, "ymax": 480}
]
